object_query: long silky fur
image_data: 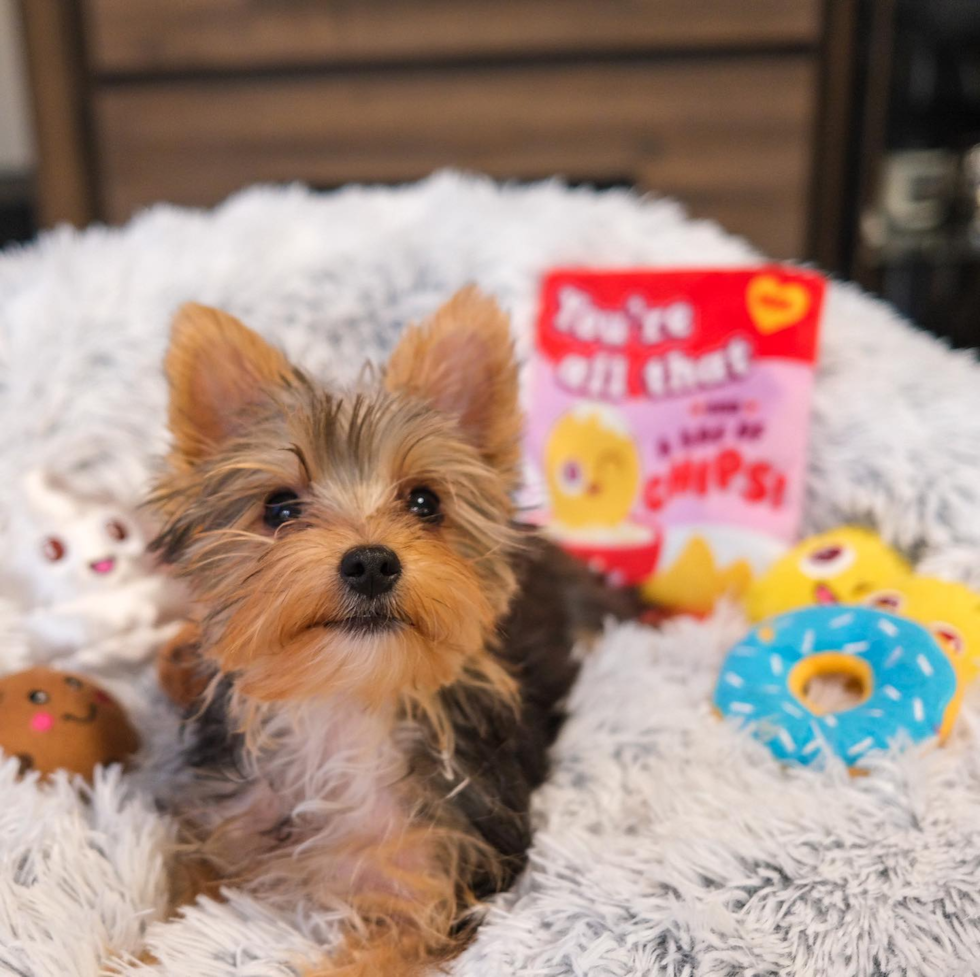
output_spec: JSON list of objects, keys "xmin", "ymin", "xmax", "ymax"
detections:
[{"xmin": 150, "ymin": 292, "xmax": 629, "ymax": 976}]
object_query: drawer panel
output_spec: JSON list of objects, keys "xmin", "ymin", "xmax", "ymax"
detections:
[
  {"xmin": 94, "ymin": 56, "xmax": 815, "ymax": 256},
  {"xmin": 86, "ymin": 0, "xmax": 820, "ymax": 74}
]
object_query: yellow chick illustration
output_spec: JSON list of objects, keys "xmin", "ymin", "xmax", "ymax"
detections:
[
  {"xmin": 545, "ymin": 404, "xmax": 641, "ymax": 531},
  {"xmin": 864, "ymin": 576, "xmax": 980, "ymax": 685},
  {"xmin": 745, "ymin": 526, "xmax": 911, "ymax": 622}
]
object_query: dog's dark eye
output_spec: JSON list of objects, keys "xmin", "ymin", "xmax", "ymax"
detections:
[
  {"xmin": 28, "ymin": 690, "xmax": 49, "ymax": 705},
  {"xmin": 264, "ymin": 490, "xmax": 303, "ymax": 529},
  {"xmin": 407, "ymin": 487, "xmax": 442, "ymax": 523}
]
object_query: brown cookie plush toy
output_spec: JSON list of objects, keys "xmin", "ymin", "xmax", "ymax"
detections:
[{"xmin": 0, "ymin": 666, "xmax": 140, "ymax": 780}]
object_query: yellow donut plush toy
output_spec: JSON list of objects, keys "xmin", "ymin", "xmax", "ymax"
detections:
[
  {"xmin": 745, "ymin": 526, "xmax": 912, "ymax": 623},
  {"xmin": 862, "ymin": 576, "xmax": 980, "ymax": 737},
  {"xmin": 864, "ymin": 576, "xmax": 980, "ymax": 680}
]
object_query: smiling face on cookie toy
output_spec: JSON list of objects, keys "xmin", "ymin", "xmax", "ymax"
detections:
[
  {"xmin": 0, "ymin": 667, "xmax": 140, "ymax": 780},
  {"xmin": 745, "ymin": 526, "xmax": 911, "ymax": 622},
  {"xmin": 864, "ymin": 576, "xmax": 980, "ymax": 684},
  {"xmin": 545, "ymin": 404, "xmax": 641, "ymax": 531}
]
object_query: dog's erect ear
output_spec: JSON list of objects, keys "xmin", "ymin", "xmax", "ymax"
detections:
[
  {"xmin": 165, "ymin": 303, "xmax": 292, "ymax": 468},
  {"xmin": 385, "ymin": 286, "xmax": 521, "ymax": 478}
]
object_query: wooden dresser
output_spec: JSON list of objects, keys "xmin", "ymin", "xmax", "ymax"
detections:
[{"xmin": 20, "ymin": 0, "xmax": 824, "ymax": 258}]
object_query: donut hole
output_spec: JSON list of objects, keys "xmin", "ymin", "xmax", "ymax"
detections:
[
  {"xmin": 789, "ymin": 652, "xmax": 873, "ymax": 716},
  {"xmin": 802, "ymin": 672, "xmax": 868, "ymax": 713}
]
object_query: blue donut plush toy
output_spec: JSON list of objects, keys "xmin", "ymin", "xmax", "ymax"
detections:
[{"xmin": 714, "ymin": 606, "xmax": 959, "ymax": 767}]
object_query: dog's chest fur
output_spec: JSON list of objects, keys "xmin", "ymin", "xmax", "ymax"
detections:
[{"xmin": 183, "ymin": 536, "xmax": 635, "ymax": 897}]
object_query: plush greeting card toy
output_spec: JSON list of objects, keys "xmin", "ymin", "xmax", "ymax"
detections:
[
  {"xmin": 4, "ymin": 469, "xmax": 184, "ymax": 667},
  {"xmin": 0, "ymin": 666, "xmax": 140, "ymax": 780},
  {"xmin": 522, "ymin": 266, "xmax": 827, "ymax": 613}
]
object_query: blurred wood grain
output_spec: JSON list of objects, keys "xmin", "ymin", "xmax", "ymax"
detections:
[
  {"xmin": 85, "ymin": 0, "xmax": 820, "ymax": 73},
  {"xmin": 95, "ymin": 57, "xmax": 814, "ymax": 257},
  {"xmin": 23, "ymin": 0, "xmax": 822, "ymax": 257}
]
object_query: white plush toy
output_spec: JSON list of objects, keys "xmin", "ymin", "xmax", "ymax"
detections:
[{"xmin": 3, "ymin": 469, "xmax": 184, "ymax": 668}]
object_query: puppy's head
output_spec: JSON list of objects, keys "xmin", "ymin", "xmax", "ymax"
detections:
[{"xmin": 152, "ymin": 287, "xmax": 522, "ymax": 708}]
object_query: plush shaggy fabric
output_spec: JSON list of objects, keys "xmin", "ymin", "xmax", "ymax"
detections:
[{"xmin": 2, "ymin": 173, "xmax": 980, "ymax": 977}]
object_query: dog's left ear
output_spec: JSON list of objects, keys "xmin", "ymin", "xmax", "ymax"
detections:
[{"xmin": 385, "ymin": 286, "xmax": 521, "ymax": 479}]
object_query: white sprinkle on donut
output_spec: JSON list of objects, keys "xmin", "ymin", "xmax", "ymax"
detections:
[
  {"xmin": 884, "ymin": 685, "xmax": 902, "ymax": 701},
  {"xmin": 885, "ymin": 646, "xmax": 903, "ymax": 668},
  {"xmin": 724, "ymin": 672, "xmax": 744, "ymax": 688},
  {"xmin": 778, "ymin": 729, "xmax": 796, "ymax": 752},
  {"xmin": 770, "ymin": 654, "xmax": 783, "ymax": 676},
  {"xmin": 843, "ymin": 640, "xmax": 870, "ymax": 654},
  {"xmin": 782, "ymin": 702, "xmax": 804, "ymax": 718},
  {"xmin": 802, "ymin": 629, "xmax": 815, "ymax": 654},
  {"xmin": 732, "ymin": 645, "xmax": 756, "ymax": 657},
  {"xmin": 729, "ymin": 702, "xmax": 754, "ymax": 714},
  {"xmin": 831, "ymin": 612, "xmax": 855, "ymax": 629},
  {"xmin": 916, "ymin": 654, "xmax": 933, "ymax": 677},
  {"xmin": 823, "ymin": 715, "xmax": 838, "ymax": 728},
  {"xmin": 913, "ymin": 697, "xmax": 925, "ymax": 722},
  {"xmin": 803, "ymin": 739, "xmax": 821, "ymax": 755},
  {"xmin": 847, "ymin": 736, "xmax": 874, "ymax": 756},
  {"xmin": 878, "ymin": 618, "xmax": 899, "ymax": 637}
]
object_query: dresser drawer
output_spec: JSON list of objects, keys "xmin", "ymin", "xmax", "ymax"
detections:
[
  {"xmin": 93, "ymin": 55, "xmax": 814, "ymax": 256},
  {"xmin": 85, "ymin": 0, "xmax": 820, "ymax": 74}
]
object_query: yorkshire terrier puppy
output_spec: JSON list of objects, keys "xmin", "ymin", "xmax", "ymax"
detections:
[{"xmin": 150, "ymin": 288, "xmax": 633, "ymax": 976}]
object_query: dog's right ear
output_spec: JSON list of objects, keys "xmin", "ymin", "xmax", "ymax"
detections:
[
  {"xmin": 165, "ymin": 303, "xmax": 292, "ymax": 469},
  {"xmin": 385, "ymin": 286, "xmax": 521, "ymax": 482}
]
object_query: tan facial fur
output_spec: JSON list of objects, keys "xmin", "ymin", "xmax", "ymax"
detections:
[{"xmin": 153, "ymin": 289, "xmax": 520, "ymax": 717}]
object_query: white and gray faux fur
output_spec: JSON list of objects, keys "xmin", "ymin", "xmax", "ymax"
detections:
[{"xmin": 2, "ymin": 173, "xmax": 980, "ymax": 977}]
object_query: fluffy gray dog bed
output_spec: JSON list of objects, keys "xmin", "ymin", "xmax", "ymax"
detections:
[{"xmin": 2, "ymin": 173, "xmax": 980, "ymax": 977}]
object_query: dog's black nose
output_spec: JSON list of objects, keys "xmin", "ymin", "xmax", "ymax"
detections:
[{"xmin": 339, "ymin": 546, "xmax": 402, "ymax": 598}]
